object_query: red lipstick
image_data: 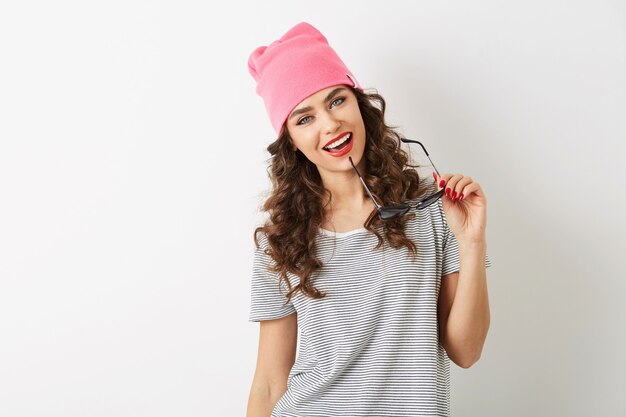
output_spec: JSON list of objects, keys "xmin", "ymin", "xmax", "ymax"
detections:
[
  {"xmin": 323, "ymin": 134, "xmax": 353, "ymax": 157},
  {"xmin": 323, "ymin": 132, "xmax": 351, "ymax": 149}
]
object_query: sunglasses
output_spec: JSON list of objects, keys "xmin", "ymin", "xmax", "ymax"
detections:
[{"xmin": 348, "ymin": 138, "xmax": 445, "ymax": 220}]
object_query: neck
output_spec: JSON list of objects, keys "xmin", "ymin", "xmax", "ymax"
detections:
[{"xmin": 319, "ymin": 159, "xmax": 371, "ymax": 213}]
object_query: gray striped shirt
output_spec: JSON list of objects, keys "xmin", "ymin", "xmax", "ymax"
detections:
[{"xmin": 249, "ymin": 180, "xmax": 492, "ymax": 416}]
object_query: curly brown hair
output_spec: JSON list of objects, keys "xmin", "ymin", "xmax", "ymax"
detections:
[{"xmin": 254, "ymin": 86, "xmax": 431, "ymax": 305}]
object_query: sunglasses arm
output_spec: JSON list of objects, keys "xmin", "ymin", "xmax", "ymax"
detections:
[
  {"xmin": 349, "ymin": 157, "xmax": 382, "ymax": 210},
  {"xmin": 357, "ymin": 175, "xmax": 382, "ymax": 210},
  {"xmin": 399, "ymin": 137, "xmax": 441, "ymax": 177}
]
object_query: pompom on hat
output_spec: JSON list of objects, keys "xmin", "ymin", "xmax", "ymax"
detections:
[{"xmin": 248, "ymin": 22, "xmax": 364, "ymax": 135}]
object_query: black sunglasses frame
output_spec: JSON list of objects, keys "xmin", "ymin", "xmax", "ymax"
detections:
[{"xmin": 348, "ymin": 138, "xmax": 445, "ymax": 220}]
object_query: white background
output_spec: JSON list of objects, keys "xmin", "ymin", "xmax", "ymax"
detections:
[{"xmin": 1, "ymin": 1, "xmax": 625, "ymax": 416}]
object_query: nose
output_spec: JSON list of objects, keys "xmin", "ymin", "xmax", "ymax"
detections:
[{"xmin": 320, "ymin": 110, "xmax": 341, "ymax": 134}]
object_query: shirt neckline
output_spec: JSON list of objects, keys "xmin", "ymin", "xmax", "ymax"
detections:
[{"xmin": 318, "ymin": 227, "xmax": 368, "ymax": 237}]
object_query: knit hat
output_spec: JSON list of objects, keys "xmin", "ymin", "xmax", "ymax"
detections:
[{"xmin": 248, "ymin": 22, "xmax": 364, "ymax": 135}]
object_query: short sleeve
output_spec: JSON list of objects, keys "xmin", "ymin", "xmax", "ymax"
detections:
[
  {"xmin": 436, "ymin": 199, "xmax": 492, "ymax": 277},
  {"xmin": 248, "ymin": 233, "xmax": 296, "ymax": 322}
]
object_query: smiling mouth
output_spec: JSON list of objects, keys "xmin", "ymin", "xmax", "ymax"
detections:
[{"xmin": 323, "ymin": 133, "xmax": 352, "ymax": 152}]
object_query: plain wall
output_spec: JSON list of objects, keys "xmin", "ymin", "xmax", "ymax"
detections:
[{"xmin": 1, "ymin": 1, "xmax": 625, "ymax": 416}]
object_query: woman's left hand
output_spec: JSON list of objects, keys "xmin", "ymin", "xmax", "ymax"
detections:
[{"xmin": 434, "ymin": 173, "xmax": 487, "ymax": 243}]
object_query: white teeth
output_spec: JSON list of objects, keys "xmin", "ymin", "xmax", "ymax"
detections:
[{"xmin": 324, "ymin": 133, "xmax": 351, "ymax": 150}]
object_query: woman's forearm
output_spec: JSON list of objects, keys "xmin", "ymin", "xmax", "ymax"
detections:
[
  {"xmin": 442, "ymin": 239, "xmax": 491, "ymax": 368},
  {"xmin": 247, "ymin": 382, "xmax": 286, "ymax": 417}
]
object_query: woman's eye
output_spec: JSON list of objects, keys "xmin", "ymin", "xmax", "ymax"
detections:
[
  {"xmin": 296, "ymin": 97, "xmax": 346, "ymax": 125},
  {"xmin": 331, "ymin": 97, "xmax": 345, "ymax": 107},
  {"xmin": 297, "ymin": 116, "xmax": 312, "ymax": 125}
]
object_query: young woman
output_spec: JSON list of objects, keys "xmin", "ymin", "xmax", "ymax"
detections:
[{"xmin": 246, "ymin": 22, "xmax": 492, "ymax": 417}]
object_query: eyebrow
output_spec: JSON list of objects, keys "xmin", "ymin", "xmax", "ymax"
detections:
[{"xmin": 288, "ymin": 87, "xmax": 347, "ymax": 122}]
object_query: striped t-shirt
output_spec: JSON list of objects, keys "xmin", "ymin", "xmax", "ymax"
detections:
[{"xmin": 249, "ymin": 179, "xmax": 492, "ymax": 416}]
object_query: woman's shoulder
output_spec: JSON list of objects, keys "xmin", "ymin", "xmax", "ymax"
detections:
[
  {"xmin": 405, "ymin": 176, "xmax": 445, "ymax": 228},
  {"xmin": 252, "ymin": 227, "xmax": 271, "ymax": 251}
]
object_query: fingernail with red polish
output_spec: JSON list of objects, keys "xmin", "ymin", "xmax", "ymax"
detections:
[
  {"xmin": 460, "ymin": 194, "xmax": 464, "ymax": 201},
  {"xmin": 445, "ymin": 188, "xmax": 450, "ymax": 196},
  {"xmin": 439, "ymin": 180, "xmax": 446, "ymax": 188},
  {"xmin": 452, "ymin": 191, "xmax": 457, "ymax": 199}
]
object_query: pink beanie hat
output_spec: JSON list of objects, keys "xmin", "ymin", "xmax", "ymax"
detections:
[{"xmin": 248, "ymin": 22, "xmax": 364, "ymax": 135}]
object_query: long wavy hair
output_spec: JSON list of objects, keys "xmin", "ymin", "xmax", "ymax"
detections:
[{"xmin": 254, "ymin": 86, "xmax": 431, "ymax": 305}]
